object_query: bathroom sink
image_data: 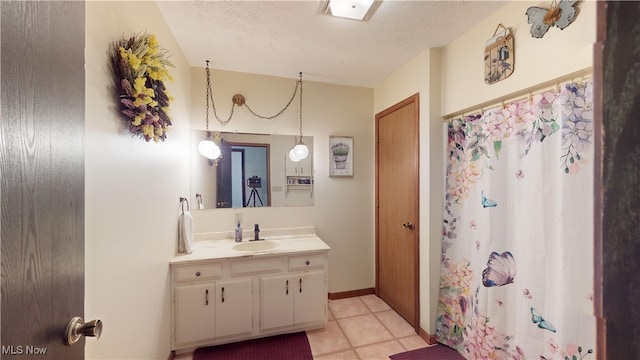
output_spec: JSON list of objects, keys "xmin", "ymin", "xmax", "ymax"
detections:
[{"xmin": 232, "ymin": 241, "xmax": 278, "ymax": 252}]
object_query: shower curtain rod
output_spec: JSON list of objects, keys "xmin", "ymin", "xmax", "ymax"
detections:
[{"xmin": 443, "ymin": 67, "xmax": 593, "ymax": 122}]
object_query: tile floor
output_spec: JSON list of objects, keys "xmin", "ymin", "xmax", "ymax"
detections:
[
  {"xmin": 308, "ymin": 295, "xmax": 430, "ymax": 359},
  {"xmin": 174, "ymin": 294, "xmax": 432, "ymax": 360}
]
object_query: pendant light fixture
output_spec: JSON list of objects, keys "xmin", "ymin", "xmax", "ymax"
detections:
[
  {"xmin": 198, "ymin": 60, "xmax": 222, "ymax": 160},
  {"xmin": 289, "ymin": 72, "xmax": 309, "ymax": 162},
  {"xmin": 198, "ymin": 131, "xmax": 221, "ymax": 160},
  {"xmin": 198, "ymin": 61, "xmax": 308, "ymax": 162}
]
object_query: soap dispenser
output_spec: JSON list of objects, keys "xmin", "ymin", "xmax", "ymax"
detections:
[{"xmin": 235, "ymin": 221, "xmax": 243, "ymax": 242}]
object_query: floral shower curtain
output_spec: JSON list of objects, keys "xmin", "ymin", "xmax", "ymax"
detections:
[{"xmin": 437, "ymin": 79, "xmax": 595, "ymax": 360}]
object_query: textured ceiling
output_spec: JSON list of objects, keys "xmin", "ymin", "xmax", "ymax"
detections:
[{"xmin": 157, "ymin": 1, "xmax": 506, "ymax": 88}]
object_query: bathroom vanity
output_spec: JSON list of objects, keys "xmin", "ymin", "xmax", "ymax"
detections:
[{"xmin": 169, "ymin": 228, "xmax": 330, "ymax": 352}]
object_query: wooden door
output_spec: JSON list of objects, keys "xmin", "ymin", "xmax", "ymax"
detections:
[
  {"xmin": 216, "ymin": 139, "xmax": 232, "ymax": 208},
  {"xmin": 375, "ymin": 94, "xmax": 420, "ymax": 329},
  {"xmin": 1, "ymin": 1, "xmax": 86, "ymax": 358},
  {"xmin": 597, "ymin": 1, "xmax": 640, "ymax": 358}
]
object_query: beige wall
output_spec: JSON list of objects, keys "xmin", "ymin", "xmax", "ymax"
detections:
[
  {"xmin": 85, "ymin": 2, "xmax": 192, "ymax": 358},
  {"xmin": 85, "ymin": 2, "xmax": 374, "ymax": 359},
  {"xmin": 373, "ymin": 0, "xmax": 596, "ymax": 337},
  {"xmin": 442, "ymin": 0, "xmax": 596, "ymax": 116}
]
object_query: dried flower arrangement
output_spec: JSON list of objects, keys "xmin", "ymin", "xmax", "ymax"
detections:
[{"xmin": 109, "ymin": 33, "xmax": 174, "ymax": 142}]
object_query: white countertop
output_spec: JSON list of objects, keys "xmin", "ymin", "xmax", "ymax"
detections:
[{"xmin": 170, "ymin": 227, "xmax": 330, "ymax": 264}]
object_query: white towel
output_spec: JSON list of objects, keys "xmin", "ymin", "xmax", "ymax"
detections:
[{"xmin": 178, "ymin": 210, "xmax": 195, "ymax": 254}]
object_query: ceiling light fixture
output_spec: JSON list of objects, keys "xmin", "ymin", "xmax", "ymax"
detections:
[{"xmin": 323, "ymin": 0, "xmax": 380, "ymax": 21}]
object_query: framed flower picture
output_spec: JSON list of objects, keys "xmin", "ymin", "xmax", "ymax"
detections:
[{"xmin": 329, "ymin": 136, "xmax": 353, "ymax": 177}]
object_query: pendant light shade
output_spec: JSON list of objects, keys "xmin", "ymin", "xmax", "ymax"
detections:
[
  {"xmin": 288, "ymin": 147, "xmax": 300, "ymax": 162},
  {"xmin": 198, "ymin": 139, "xmax": 221, "ymax": 160},
  {"xmin": 293, "ymin": 142, "xmax": 309, "ymax": 160},
  {"xmin": 288, "ymin": 136, "xmax": 308, "ymax": 162}
]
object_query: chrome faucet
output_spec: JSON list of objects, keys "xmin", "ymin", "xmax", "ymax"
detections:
[{"xmin": 253, "ymin": 224, "xmax": 260, "ymax": 241}]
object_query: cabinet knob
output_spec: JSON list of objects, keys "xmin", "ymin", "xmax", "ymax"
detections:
[
  {"xmin": 305, "ymin": 260, "xmax": 310, "ymax": 266},
  {"xmin": 196, "ymin": 271, "xmax": 201, "ymax": 277}
]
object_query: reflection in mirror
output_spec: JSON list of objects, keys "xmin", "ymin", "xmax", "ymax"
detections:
[
  {"xmin": 217, "ymin": 141, "xmax": 270, "ymax": 208},
  {"xmin": 190, "ymin": 131, "xmax": 314, "ymax": 209}
]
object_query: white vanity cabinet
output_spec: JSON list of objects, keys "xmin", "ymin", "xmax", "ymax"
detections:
[
  {"xmin": 172, "ymin": 262, "xmax": 254, "ymax": 350},
  {"xmin": 261, "ymin": 270, "xmax": 325, "ymax": 331},
  {"xmin": 170, "ymin": 237, "xmax": 329, "ymax": 352},
  {"xmin": 261, "ymin": 253, "xmax": 327, "ymax": 332}
]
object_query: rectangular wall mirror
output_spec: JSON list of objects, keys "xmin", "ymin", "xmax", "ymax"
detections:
[{"xmin": 190, "ymin": 131, "xmax": 314, "ymax": 209}]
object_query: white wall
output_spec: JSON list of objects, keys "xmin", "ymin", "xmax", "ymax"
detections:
[
  {"xmin": 188, "ymin": 68, "xmax": 376, "ymax": 295},
  {"xmin": 85, "ymin": 2, "xmax": 191, "ymax": 359},
  {"xmin": 373, "ymin": 0, "xmax": 596, "ymax": 338}
]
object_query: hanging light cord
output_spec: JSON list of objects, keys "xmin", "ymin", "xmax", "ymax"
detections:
[
  {"xmin": 205, "ymin": 60, "xmax": 235, "ymax": 127},
  {"xmin": 205, "ymin": 61, "xmax": 302, "ymax": 126},
  {"xmin": 298, "ymin": 72, "xmax": 304, "ymax": 141}
]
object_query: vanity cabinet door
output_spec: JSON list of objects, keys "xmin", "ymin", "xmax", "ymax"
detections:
[
  {"xmin": 294, "ymin": 270, "xmax": 326, "ymax": 325},
  {"xmin": 261, "ymin": 274, "xmax": 294, "ymax": 331},
  {"xmin": 215, "ymin": 278, "xmax": 253, "ymax": 338},
  {"xmin": 175, "ymin": 283, "xmax": 216, "ymax": 346},
  {"xmin": 261, "ymin": 270, "xmax": 326, "ymax": 331},
  {"xmin": 285, "ymin": 155, "xmax": 312, "ymax": 177},
  {"xmin": 285, "ymin": 159, "xmax": 299, "ymax": 177},
  {"xmin": 297, "ymin": 156, "xmax": 312, "ymax": 176}
]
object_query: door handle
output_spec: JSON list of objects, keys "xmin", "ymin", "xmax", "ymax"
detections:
[
  {"xmin": 65, "ymin": 317, "xmax": 102, "ymax": 345},
  {"xmin": 402, "ymin": 222, "xmax": 414, "ymax": 230}
]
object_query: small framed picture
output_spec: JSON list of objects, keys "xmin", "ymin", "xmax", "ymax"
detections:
[{"xmin": 329, "ymin": 136, "xmax": 353, "ymax": 177}]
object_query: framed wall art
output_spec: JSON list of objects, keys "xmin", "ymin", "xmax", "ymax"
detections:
[
  {"xmin": 329, "ymin": 136, "xmax": 353, "ymax": 177},
  {"xmin": 484, "ymin": 23, "xmax": 514, "ymax": 84}
]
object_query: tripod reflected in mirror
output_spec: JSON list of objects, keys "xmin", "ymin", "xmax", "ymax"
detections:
[{"xmin": 246, "ymin": 176, "xmax": 263, "ymax": 207}]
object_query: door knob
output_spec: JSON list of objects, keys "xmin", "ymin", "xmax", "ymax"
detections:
[
  {"xmin": 402, "ymin": 222, "xmax": 414, "ymax": 230},
  {"xmin": 65, "ymin": 317, "xmax": 102, "ymax": 345}
]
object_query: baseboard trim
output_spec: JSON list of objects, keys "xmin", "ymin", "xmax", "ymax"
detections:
[
  {"xmin": 328, "ymin": 287, "xmax": 375, "ymax": 300},
  {"xmin": 418, "ymin": 327, "xmax": 438, "ymax": 345}
]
